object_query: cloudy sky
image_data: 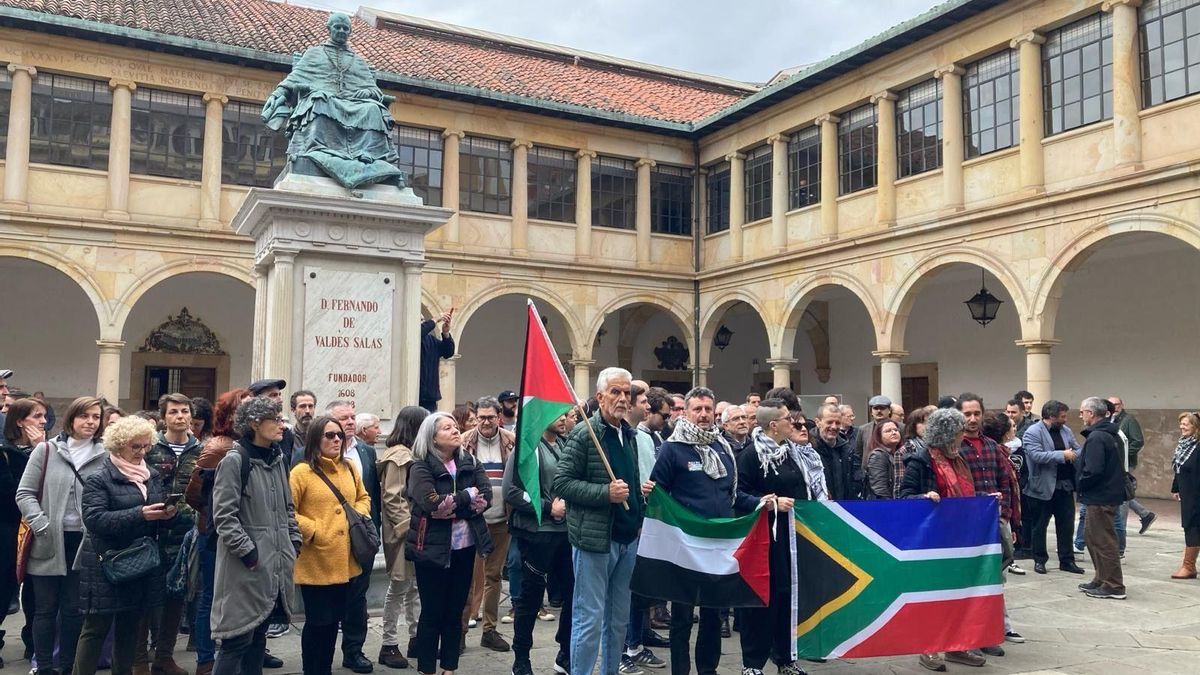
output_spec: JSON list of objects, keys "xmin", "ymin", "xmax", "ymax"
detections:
[{"xmin": 307, "ymin": 0, "xmax": 944, "ymax": 84}]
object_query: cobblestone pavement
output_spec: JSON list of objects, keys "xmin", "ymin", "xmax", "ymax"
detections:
[{"xmin": 4, "ymin": 499, "xmax": 1192, "ymax": 674}]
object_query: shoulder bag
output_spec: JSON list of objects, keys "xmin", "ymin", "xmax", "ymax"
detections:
[
  {"xmin": 100, "ymin": 535, "xmax": 161, "ymax": 585},
  {"xmin": 314, "ymin": 465, "xmax": 381, "ymax": 569},
  {"xmin": 16, "ymin": 443, "xmax": 50, "ymax": 583}
]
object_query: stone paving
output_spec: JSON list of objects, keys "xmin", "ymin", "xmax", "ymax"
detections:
[{"xmin": 2, "ymin": 499, "xmax": 1193, "ymax": 675}]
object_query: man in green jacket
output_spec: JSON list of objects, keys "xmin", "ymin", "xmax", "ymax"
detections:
[
  {"xmin": 1109, "ymin": 396, "xmax": 1157, "ymax": 533},
  {"xmin": 553, "ymin": 367, "xmax": 647, "ymax": 675}
]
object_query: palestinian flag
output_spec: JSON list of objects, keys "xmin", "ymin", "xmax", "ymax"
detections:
[
  {"xmin": 631, "ymin": 485, "xmax": 771, "ymax": 607},
  {"xmin": 513, "ymin": 299, "xmax": 578, "ymax": 524},
  {"xmin": 793, "ymin": 496, "xmax": 1004, "ymax": 660}
]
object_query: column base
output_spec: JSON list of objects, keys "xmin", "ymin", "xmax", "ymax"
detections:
[
  {"xmin": 0, "ymin": 199, "xmax": 29, "ymax": 211},
  {"xmin": 198, "ymin": 218, "xmax": 224, "ymax": 230},
  {"xmin": 939, "ymin": 205, "xmax": 966, "ymax": 217},
  {"xmin": 103, "ymin": 209, "xmax": 131, "ymax": 221},
  {"xmin": 1017, "ymin": 186, "xmax": 1045, "ymax": 198},
  {"xmin": 511, "ymin": 247, "xmax": 528, "ymax": 257},
  {"xmin": 1111, "ymin": 161, "xmax": 1142, "ymax": 175},
  {"xmin": 438, "ymin": 241, "xmax": 463, "ymax": 251},
  {"xmin": 876, "ymin": 219, "xmax": 896, "ymax": 228}
]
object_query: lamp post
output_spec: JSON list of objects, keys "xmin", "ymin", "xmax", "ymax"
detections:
[
  {"xmin": 714, "ymin": 324, "xmax": 735, "ymax": 351},
  {"xmin": 964, "ymin": 269, "xmax": 1003, "ymax": 326}
]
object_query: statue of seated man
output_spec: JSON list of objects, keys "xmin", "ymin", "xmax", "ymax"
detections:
[{"xmin": 262, "ymin": 12, "xmax": 406, "ymax": 190}]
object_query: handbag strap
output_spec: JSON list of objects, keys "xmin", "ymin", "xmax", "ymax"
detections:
[{"xmin": 313, "ymin": 465, "xmax": 354, "ymax": 511}]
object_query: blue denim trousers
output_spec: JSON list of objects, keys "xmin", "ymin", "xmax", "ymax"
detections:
[
  {"xmin": 570, "ymin": 538, "xmax": 638, "ymax": 675},
  {"xmin": 194, "ymin": 530, "xmax": 217, "ymax": 665}
]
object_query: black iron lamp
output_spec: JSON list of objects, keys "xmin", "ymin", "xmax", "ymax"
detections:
[
  {"xmin": 963, "ymin": 269, "xmax": 1003, "ymax": 326},
  {"xmin": 713, "ymin": 324, "xmax": 735, "ymax": 350}
]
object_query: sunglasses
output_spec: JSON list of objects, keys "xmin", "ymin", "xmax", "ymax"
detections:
[{"xmin": 323, "ymin": 431, "xmax": 346, "ymax": 441}]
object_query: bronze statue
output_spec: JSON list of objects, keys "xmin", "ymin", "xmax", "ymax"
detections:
[{"xmin": 263, "ymin": 13, "xmax": 406, "ymax": 190}]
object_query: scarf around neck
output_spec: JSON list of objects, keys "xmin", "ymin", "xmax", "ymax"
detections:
[
  {"xmin": 929, "ymin": 447, "xmax": 975, "ymax": 498},
  {"xmin": 1174, "ymin": 436, "xmax": 1198, "ymax": 473},
  {"xmin": 751, "ymin": 427, "xmax": 801, "ymax": 477},
  {"xmin": 110, "ymin": 453, "xmax": 151, "ymax": 499},
  {"xmin": 668, "ymin": 417, "xmax": 731, "ymax": 481}
]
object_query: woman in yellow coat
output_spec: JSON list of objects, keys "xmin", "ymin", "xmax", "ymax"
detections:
[{"xmin": 289, "ymin": 415, "xmax": 372, "ymax": 675}]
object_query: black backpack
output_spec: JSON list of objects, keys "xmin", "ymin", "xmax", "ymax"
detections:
[{"xmin": 201, "ymin": 444, "xmax": 254, "ymax": 551}]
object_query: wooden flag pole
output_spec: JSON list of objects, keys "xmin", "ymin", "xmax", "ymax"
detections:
[{"xmin": 576, "ymin": 403, "xmax": 630, "ymax": 511}]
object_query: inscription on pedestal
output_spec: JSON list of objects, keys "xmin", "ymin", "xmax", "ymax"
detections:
[{"xmin": 302, "ymin": 267, "xmax": 394, "ymax": 418}]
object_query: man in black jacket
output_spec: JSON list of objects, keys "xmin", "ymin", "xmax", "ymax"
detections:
[
  {"xmin": 420, "ymin": 313, "xmax": 455, "ymax": 412},
  {"xmin": 1077, "ymin": 397, "xmax": 1126, "ymax": 600},
  {"xmin": 812, "ymin": 404, "xmax": 861, "ymax": 501}
]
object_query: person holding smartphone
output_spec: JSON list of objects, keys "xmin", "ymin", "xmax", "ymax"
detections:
[{"xmin": 418, "ymin": 309, "xmax": 456, "ymax": 413}]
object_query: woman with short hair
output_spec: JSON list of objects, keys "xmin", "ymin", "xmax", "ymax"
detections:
[
  {"xmin": 378, "ymin": 406, "xmax": 429, "ymax": 668},
  {"xmin": 73, "ymin": 416, "xmax": 177, "ymax": 675},
  {"xmin": 16, "ymin": 396, "xmax": 110, "ymax": 675},
  {"xmin": 1170, "ymin": 412, "xmax": 1200, "ymax": 580},
  {"xmin": 290, "ymin": 415, "xmax": 372, "ymax": 675},
  {"xmin": 865, "ymin": 419, "xmax": 904, "ymax": 499},
  {"xmin": 406, "ymin": 412, "xmax": 493, "ymax": 675}
]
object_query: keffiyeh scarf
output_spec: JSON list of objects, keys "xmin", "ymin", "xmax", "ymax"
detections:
[
  {"xmin": 668, "ymin": 417, "xmax": 730, "ymax": 481},
  {"xmin": 1174, "ymin": 436, "xmax": 1197, "ymax": 474},
  {"xmin": 751, "ymin": 427, "xmax": 800, "ymax": 477},
  {"xmin": 792, "ymin": 442, "xmax": 829, "ymax": 501}
]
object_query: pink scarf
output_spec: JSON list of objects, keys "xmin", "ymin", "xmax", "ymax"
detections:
[{"xmin": 110, "ymin": 453, "xmax": 151, "ymax": 499}]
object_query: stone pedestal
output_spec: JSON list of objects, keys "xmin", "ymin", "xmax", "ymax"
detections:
[{"xmin": 232, "ymin": 181, "xmax": 451, "ymax": 420}]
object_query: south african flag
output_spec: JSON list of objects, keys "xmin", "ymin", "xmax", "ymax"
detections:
[{"xmin": 793, "ymin": 496, "xmax": 1004, "ymax": 659}]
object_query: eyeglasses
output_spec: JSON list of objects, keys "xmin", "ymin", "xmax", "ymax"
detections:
[
  {"xmin": 670, "ymin": 406, "xmax": 684, "ymax": 412},
  {"xmin": 477, "ymin": 414, "xmax": 498, "ymax": 422},
  {"xmin": 323, "ymin": 431, "xmax": 346, "ymax": 441},
  {"xmin": 128, "ymin": 442, "xmax": 151, "ymax": 451}
]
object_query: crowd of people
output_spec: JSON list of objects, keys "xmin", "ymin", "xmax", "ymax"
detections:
[{"xmin": 0, "ymin": 363, "xmax": 1197, "ymax": 675}]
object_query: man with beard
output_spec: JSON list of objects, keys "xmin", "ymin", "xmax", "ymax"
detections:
[
  {"xmin": 1023, "ymin": 400, "xmax": 1083, "ymax": 576},
  {"xmin": 640, "ymin": 388, "xmax": 671, "ymax": 452},
  {"xmin": 650, "ymin": 387, "xmax": 762, "ymax": 675},
  {"xmin": 855, "ymin": 395, "xmax": 893, "ymax": 466},
  {"xmin": 812, "ymin": 404, "xmax": 861, "ymax": 500},
  {"xmin": 721, "ymin": 405, "xmax": 752, "ymax": 456},
  {"xmin": 498, "ymin": 390, "xmax": 520, "ymax": 431},
  {"xmin": 287, "ymin": 389, "xmax": 317, "ymax": 466}
]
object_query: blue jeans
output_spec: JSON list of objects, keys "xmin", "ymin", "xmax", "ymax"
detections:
[
  {"xmin": 624, "ymin": 605, "xmax": 644, "ymax": 650},
  {"xmin": 570, "ymin": 539, "xmax": 638, "ymax": 675},
  {"xmin": 507, "ymin": 539, "xmax": 523, "ymax": 602},
  {"xmin": 1075, "ymin": 504, "xmax": 1127, "ymax": 554},
  {"xmin": 194, "ymin": 530, "xmax": 217, "ymax": 665}
]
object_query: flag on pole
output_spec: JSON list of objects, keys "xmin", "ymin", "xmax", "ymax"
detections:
[
  {"xmin": 792, "ymin": 496, "xmax": 1004, "ymax": 660},
  {"xmin": 513, "ymin": 299, "xmax": 578, "ymax": 524},
  {"xmin": 631, "ymin": 485, "xmax": 772, "ymax": 607}
]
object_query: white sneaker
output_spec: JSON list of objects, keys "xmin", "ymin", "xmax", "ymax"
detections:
[
  {"xmin": 501, "ymin": 611, "xmax": 514, "ymax": 624},
  {"xmin": 467, "ymin": 618, "xmax": 478, "ymax": 628},
  {"xmin": 1007, "ymin": 562, "xmax": 1026, "ymax": 575},
  {"xmin": 537, "ymin": 608, "xmax": 556, "ymax": 621}
]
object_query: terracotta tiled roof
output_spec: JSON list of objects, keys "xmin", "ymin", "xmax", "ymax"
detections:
[{"xmin": 0, "ymin": 0, "xmax": 752, "ymax": 125}]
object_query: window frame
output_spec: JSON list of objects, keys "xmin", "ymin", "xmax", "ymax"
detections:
[
  {"xmin": 28, "ymin": 71, "xmax": 112, "ymax": 171},
  {"xmin": 895, "ymin": 78, "xmax": 943, "ymax": 178},
  {"xmin": 221, "ymin": 99, "xmax": 288, "ymax": 188},
  {"xmin": 650, "ymin": 164, "xmax": 693, "ymax": 236},
  {"xmin": 129, "ymin": 87, "xmax": 206, "ymax": 181},
  {"xmin": 0, "ymin": 68, "xmax": 13, "ymax": 159},
  {"xmin": 743, "ymin": 144, "xmax": 772, "ymax": 223},
  {"xmin": 705, "ymin": 161, "xmax": 732, "ymax": 234},
  {"xmin": 838, "ymin": 103, "xmax": 878, "ymax": 195},
  {"xmin": 527, "ymin": 145, "xmax": 576, "ymax": 223},
  {"xmin": 963, "ymin": 49, "xmax": 1021, "ymax": 159},
  {"xmin": 788, "ymin": 126, "xmax": 821, "ymax": 209},
  {"xmin": 590, "ymin": 155, "xmax": 637, "ymax": 230},
  {"xmin": 1043, "ymin": 12, "xmax": 1114, "ymax": 136},
  {"xmin": 394, "ymin": 125, "xmax": 444, "ymax": 207},
  {"xmin": 459, "ymin": 135, "xmax": 512, "ymax": 215},
  {"xmin": 1139, "ymin": 0, "xmax": 1200, "ymax": 107}
]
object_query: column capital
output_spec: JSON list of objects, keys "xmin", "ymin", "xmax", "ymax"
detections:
[
  {"xmin": 1014, "ymin": 339, "xmax": 1060, "ymax": 352},
  {"xmin": 5, "ymin": 63, "xmax": 36, "ymax": 78},
  {"xmin": 202, "ymin": 92, "xmax": 228, "ymax": 106},
  {"xmin": 575, "ymin": 149, "xmax": 597, "ymax": 160},
  {"xmin": 697, "ymin": 363, "xmax": 713, "ymax": 371},
  {"xmin": 510, "ymin": 139, "xmax": 533, "ymax": 151},
  {"xmin": 96, "ymin": 339, "xmax": 126, "ymax": 353},
  {"xmin": 765, "ymin": 358, "xmax": 798, "ymax": 368},
  {"xmin": 1101, "ymin": 0, "xmax": 1142, "ymax": 11},
  {"xmin": 441, "ymin": 129, "xmax": 465, "ymax": 140},
  {"xmin": 815, "ymin": 113, "xmax": 840, "ymax": 126},
  {"xmin": 724, "ymin": 151, "xmax": 746, "ymax": 163},
  {"xmin": 767, "ymin": 133, "xmax": 787, "ymax": 145},
  {"xmin": 1009, "ymin": 32, "xmax": 1046, "ymax": 49},
  {"xmin": 635, "ymin": 157, "xmax": 656, "ymax": 169},
  {"xmin": 271, "ymin": 248, "xmax": 299, "ymax": 265},
  {"xmin": 402, "ymin": 260, "xmax": 426, "ymax": 274},
  {"xmin": 870, "ymin": 90, "xmax": 898, "ymax": 104},
  {"xmin": 568, "ymin": 359, "xmax": 596, "ymax": 368},
  {"xmin": 871, "ymin": 350, "xmax": 909, "ymax": 361},
  {"xmin": 108, "ymin": 78, "xmax": 137, "ymax": 92},
  {"xmin": 934, "ymin": 64, "xmax": 966, "ymax": 79}
]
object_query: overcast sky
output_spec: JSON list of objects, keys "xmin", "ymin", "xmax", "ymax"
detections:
[{"xmin": 304, "ymin": 0, "xmax": 944, "ymax": 84}]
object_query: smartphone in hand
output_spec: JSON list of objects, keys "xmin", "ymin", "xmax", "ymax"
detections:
[{"xmin": 163, "ymin": 493, "xmax": 184, "ymax": 508}]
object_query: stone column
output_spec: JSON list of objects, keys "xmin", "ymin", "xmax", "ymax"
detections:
[
  {"xmin": 872, "ymin": 91, "xmax": 898, "ymax": 226},
  {"xmin": 1105, "ymin": 0, "xmax": 1143, "ymax": 169},
  {"xmin": 575, "ymin": 150, "xmax": 596, "ymax": 259},
  {"xmin": 401, "ymin": 262, "xmax": 425, "ymax": 406},
  {"xmin": 767, "ymin": 358, "xmax": 797, "ymax": 389},
  {"xmin": 873, "ymin": 351, "xmax": 908, "ymax": 405},
  {"xmin": 95, "ymin": 339, "xmax": 125, "ymax": 405},
  {"xmin": 250, "ymin": 265, "xmax": 268, "ymax": 381},
  {"xmin": 438, "ymin": 354, "xmax": 460, "ymax": 412},
  {"xmin": 105, "ymin": 79, "xmax": 137, "ymax": 220},
  {"xmin": 199, "ymin": 92, "xmax": 227, "ymax": 228},
  {"xmin": 1011, "ymin": 32, "xmax": 1046, "ymax": 192},
  {"xmin": 817, "ymin": 114, "xmax": 840, "ymax": 238},
  {"xmin": 1016, "ymin": 340, "xmax": 1058, "ymax": 407},
  {"xmin": 440, "ymin": 130, "xmax": 464, "ymax": 248},
  {"xmin": 936, "ymin": 64, "xmax": 966, "ymax": 211},
  {"xmin": 509, "ymin": 140, "xmax": 532, "ymax": 256},
  {"xmin": 695, "ymin": 363, "xmax": 711, "ymax": 388},
  {"xmin": 769, "ymin": 134, "xmax": 789, "ymax": 251},
  {"xmin": 262, "ymin": 249, "xmax": 297, "ymax": 380},
  {"xmin": 2, "ymin": 64, "xmax": 36, "ymax": 210},
  {"xmin": 726, "ymin": 152, "xmax": 746, "ymax": 261},
  {"xmin": 570, "ymin": 359, "xmax": 595, "ymax": 401},
  {"xmin": 635, "ymin": 158, "xmax": 655, "ymax": 265}
]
